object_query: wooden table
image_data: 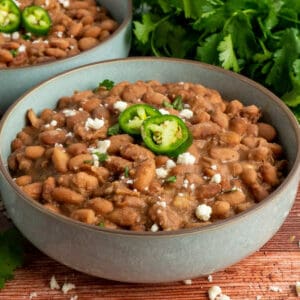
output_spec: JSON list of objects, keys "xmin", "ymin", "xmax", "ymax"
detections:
[{"xmin": 0, "ymin": 187, "xmax": 299, "ymax": 300}]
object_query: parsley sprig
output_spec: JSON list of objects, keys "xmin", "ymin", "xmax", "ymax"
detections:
[{"xmin": 132, "ymin": 0, "xmax": 300, "ymax": 122}]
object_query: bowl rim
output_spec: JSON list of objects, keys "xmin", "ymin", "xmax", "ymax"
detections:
[
  {"xmin": 0, "ymin": 56, "xmax": 299, "ymax": 238},
  {"xmin": 0, "ymin": 0, "xmax": 132, "ymax": 71}
]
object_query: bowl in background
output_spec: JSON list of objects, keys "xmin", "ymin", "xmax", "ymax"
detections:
[
  {"xmin": 0, "ymin": 58, "xmax": 299, "ymax": 283},
  {"xmin": 0, "ymin": 0, "xmax": 132, "ymax": 113}
]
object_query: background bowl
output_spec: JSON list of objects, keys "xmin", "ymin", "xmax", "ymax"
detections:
[
  {"xmin": 0, "ymin": 58, "xmax": 299, "ymax": 283},
  {"xmin": 0, "ymin": 0, "xmax": 132, "ymax": 113}
]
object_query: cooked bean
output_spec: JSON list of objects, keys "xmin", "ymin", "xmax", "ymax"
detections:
[
  {"xmin": 68, "ymin": 154, "xmax": 93, "ymax": 171},
  {"xmin": 241, "ymin": 166, "xmax": 257, "ymax": 186},
  {"xmin": 88, "ymin": 197, "xmax": 114, "ymax": 214},
  {"xmin": 209, "ymin": 147, "xmax": 240, "ymax": 162},
  {"xmin": 15, "ymin": 175, "xmax": 32, "ymax": 186},
  {"xmin": 90, "ymin": 166, "xmax": 110, "ymax": 183},
  {"xmin": 71, "ymin": 209, "xmax": 96, "ymax": 224},
  {"xmin": 18, "ymin": 158, "xmax": 33, "ymax": 172},
  {"xmin": 68, "ymin": 21, "xmax": 83, "ymax": 37},
  {"xmin": 78, "ymin": 37, "xmax": 98, "ymax": 50},
  {"xmin": 0, "ymin": 49, "xmax": 13, "ymax": 63},
  {"xmin": 45, "ymin": 48, "xmax": 67, "ymax": 58},
  {"xmin": 216, "ymin": 190, "xmax": 246, "ymax": 206},
  {"xmin": 25, "ymin": 146, "xmax": 45, "ymax": 160},
  {"xmin": 116, "ymin": 196, "xmax": 146, "ymax": 209},
  {"xmin": 211, "ymin": 109, "xmax": 229, "ymax": 128},
  {"xmin": 83, "ymin": 25, "xmax": 101, "ymax": 38},
  {"xmin": 42, "ymin": 176, "xmax": 56, "ymax": 202},
  {"xmin": 219, "ymin": 131, "xmax": 241, "ymax": 146},
  {"xmin": 99, "ymin": 19, "xmax": 118, "ymax": 31},
  {"xmin": 142, "ymin": 91, "xmax": 168, "ymax": 106},
  {"xmin": 196, "ymin": 183, "xmax": 221, "ymax": 200},
  {"xmin": 122, "ymin": 82, "xmax": 148, "ymax": 102},
  {"xmin": 52, "ymin": 187, "xmax": 85, "ymax": 205},
  {"xmin": 49, "ymin": 38, "xmax": 70, "ymax": 50},
  {"xmin": 108, "ymin": 134, "xmax": 134, "ymax": 155},
  {"xmin": 43, "ymin": 203, "xmax": 61, "ymax": 214},
  {"xmin": 212, "ymin": 200, "xmax": 231, "ymax": 218},
  {"xmin": 104, "ymin": 156, "xmax": 132, "ymax": 173},
  {"xmin": 67, "ymin": 143, "xmax": 88, "ymax": 156},
  {"xmin": 22, "ymin": 182, "xmax": 43, "ymax": 200},
  {"xmin": 27, "ymin": 109, "xmax": 43, "ymax": 129},
  {"xmin": 120, "ymin": 143, "xmax": 154, "ymax": 161},
  {"xmin": 248, "ymin": 147, "xmax": 270, "ymax": 161},
  {"xmin": 71, "ymin": 172, "xmax": 98, "ymax": 196},
  {"xmin": 257, "ymin": 122, "xmax": 277, "ymax": 142},
  {"xmin": 133, "ymin": 158, "xmax": 155, "ymax": 191},
  {"xmin": 52, "ymin": 147, "xmax": 70, "ymax": 173},
  {"xmin": 229, "ymin": 118, "xmax": 248, "ymax": 135},
  {"xmin": 108, "ymin": 207, "xmax": 140, "ymax": 227},
  {"xmin": 39, "ymin": 130, "xmax": 66, "ymax": 145},
  {"xmin": 260, "ymin": 163, "xmax": 279, "ymax": 186},
  {"xmin": 251, "ymin": 183, "xmax": 269, "ymax": 201},
  {"xmin": 190, "ymin": 122, "xmax": 220, "ymax": 139}
]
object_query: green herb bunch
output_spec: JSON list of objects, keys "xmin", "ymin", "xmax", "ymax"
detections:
[{"xmin": 132, "ymin": 0, "xmax": 300, "ymax": 122}]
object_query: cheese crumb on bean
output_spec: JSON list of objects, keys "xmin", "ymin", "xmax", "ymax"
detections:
[
  {"xmin": 157, "ymin": 201, "xmax": 167, "ymax": 208},
  {"xmin": 18, "ymin": 44, "xmax": 26, "ymax": 53},
  {"xmin": 177, "ymin": 152, "xmax": 196, "ymax": 165},
  {"xmin": 156, "ymin": 167, "xmax": 168, "ymax": 179},
  {"xmin": 159, "ymin": 108, "xmax": 170, "ymax": 115},
  {"xmin": 195, "ymin": 204, "xmax": 212, "ymax": 221},
  {"xmin": 210, "ymin": 173, "xmax": 222, "ymax": 184},
  {"xmin": 11, "ymin": 32, "xmax": 19, "ymax": 40},
  {"xmin": 85, "ymin": 117, "xmax": 104, "ymax": 130},
  {"xmin": 61, "ymin": 282, "xmax": 76, "ymax": 294},
  {"xmin": 96, "ymin": 140, "xmax": 111, "ymax": 153},
  {"xmin": 179, "ymin": 108, "xmax": 193, "ymax": 119},
  {"xmin": 62, "ymin": 109, "xmax": 77, "ymax": 117},
  {"xmin": 113, "ymin": 100, "xmax": 128, "ymax": 112},
  {"xmin": 150, "ymin": 223, "xmax": 159, "ymax": 232}
]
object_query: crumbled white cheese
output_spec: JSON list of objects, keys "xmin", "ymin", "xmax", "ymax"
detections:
[
  {"xmin": 156, "ymin": 167, "xmax": 168, "ymax": 179},
  {"xmin": 269, "ymin": 286, "xmax": 282, "ymax": 292},
  {"xmin": 296, "ymin": 282, "xmax": 300, "ymax": 297},
  {"xmin": 50, "ymin": 275, "xmax": 60, "ymax": 290},
  {"xmin": 66, "ymin": 132, "xmax": 74, "ymax": 138},
  {"xmin": 113, "ymin": 100, "xmax": 128, "ymax": 112},
  {"xmin": 208, "ymin": 286, "xmax": 222, "ymax": 300},
  {"xmin": 208, "ymin": 275, "xmax": 213, "ymax": 282},
  {"xmin": 210, "ymin": 173, "xmax": 222, "ymax": 184},
  {"xmin": 190, "ymin": 183, "xmax": 195, "ymax": 191},
  {"xmin": 50, "ymin": 120, "xmax": 58, "ymax": 127},
  {"xmin": 159, "ymin": 108, "xmax": 170, "ymax": 115},
  {"xmin": 179, "ymin": 108, "xmax": 193, "ymax": 119},
  {"xmin": 85, "ymin": 117, "xmax": 104, "ymax": 130},
  {"xmin": 58, "ymin": 0, "xmax": 70, "ymax": 7},
  {"xmin": 183, "ymin": 279, "xmax": 192, "ymax": 285},
  {"xmin": 92, "ymin": 154, "xmax": 100, "ymax": 167},
  {"xmin": 211, "ymin": 164, "xmax": 218, "ymax": 170},
  {"xmin": 150, "ymin": 223, "xmax": 159, "ymax": 232},
  {"xmin": 177, "ymin": 152, "xmax": 196, "ymax": 165},
  {"xmin": 96, "ymin": 140, "xmax": 111, "ymax": 153},
  {"xmin": 62, "ymin": 283, "xmax": 76, "ymax": 294},
  {"xmin": 157, "ymin": 201, "xmax": 167, "ymax": 208},
  {"xmin": 166, "ymin": 159, "xmax": 176, "ymax": 169},
  {"xmin": 18, "ymin": 44, "xmax": 26, "ymax": 53},
  {"xmin": 195, "ymin": 204, "xmax": 212, "ymax": 221},
  {"xmin": 29, "ymin": 292, "xmax": 37, "ymax": 299},
  {"xmin": 56, "ymin": 31, "xmax": 63, "ymax": 38},
  {"xmin": 32, "ymin": 39, "xmax": 41, "ymax": 44},
  {"xmin": 2, "ymin": 33, "xmax": 11, "ymax": 38},
  {"xmin": 11, "ymin": 32, "xmax": 19, "ymax": 40},
  {"xmin": 183, "ymin": 179, "xmax": 189, "ymax": 189},
  {"xmin": 62, "ymin": 109, "xmax": 77, "ymax": 117},
  {"xmin": 184, "ymin": 103, "xmax": 190, "ymax": 108}
]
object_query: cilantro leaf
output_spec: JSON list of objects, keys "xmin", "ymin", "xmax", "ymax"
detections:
[
  {"xmin": 133, "ymin": 13, "xmax": 157, "ymax": 44},
  {"xmin": 218, "ymin": 34, "xmax": 240, "ymax": 72},
  {"xmin": 93, "ymin": 152, "xmax": 108, "ymax": 162},
  {"xmin": 107, "ymin": 123, "xmax": 120, "ymax": 136},
  {"xmin": 172, "ymin": 96, "xmax": 184, "ymax": 110},
  {"xmin": 98, "ymin": 79, "xmax": 115, "ymax": 91},
  {"xmin": 0, "ymin": 228, "xmax": 25, "ymax": 289},
  {"xmin": 165, "ymin": 175, "xmax": 177, "ymax": 183}
]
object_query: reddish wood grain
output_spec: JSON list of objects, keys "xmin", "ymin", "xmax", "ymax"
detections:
[{"xmin": 0, "ymin": 187, "xmax": 299, "ymax": 300}]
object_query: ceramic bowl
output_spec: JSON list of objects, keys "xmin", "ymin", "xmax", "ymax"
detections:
[
  {"xmin": 0, "ymin": 58, "xmax": 299, "ymax": 283},
  {"xmin": 0, "ymin": 0, "xmax": 132, "ymax": 113}
]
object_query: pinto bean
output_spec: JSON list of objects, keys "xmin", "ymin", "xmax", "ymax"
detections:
[
  {"xmin": 18, "ymin": 158, "xmax": 33, "ymax": 172},
  {"xmin": 68, "ymin": 22, "xmax": 83, "ymax": 37},
  {"xmin": 116, "ymin": 196, "xmax": 147, "ymax": 208},
  {"xmin": 216, "ymin": 190, "xmax": 246, "ymax": 206},
  {"xmin": 45, "ymin": 48, "xmax": 67, "ymax": 58},
  {"xmin": 49, "ymin": 37, "xmax": 70, "ymax": 50},
  {"xmin": 219, "ymin": 131, "xmax": 241, "ymax": 146},
  {"xmin": 90, "ymin": 166, "xmax": 110, "ymax": 184},
  {"xmin": 120, "ymin": 143, "xmax": 154, "ymax": 161},
  {"xmin": 78, "ymin": 37, "xmax": 98, "ymax": 50},
  {"xmin": 241, "ymin": 166, "xmax": 257, "ymax": 186},
  {"xmin": 133, "ymin": 158, "xmax": 155, "ymax": 191},
  {"xmin": 43, "ymin": 203, "xmax": 61, "ymax": 214},
  {"xmin": 27, "ymin": 109, "xmax": 43, "ymax": 128},
  {"xmin": 42, "ymin": 176, "xmax": 56, "ymax": 202},
  {"xmin": 71, "ymin": 209, "xmax": 96, "ymax": 224},
  {"xmin": 39, "ymin": 130, "xmax": 66, "ymax": 145},
  {"xmin": 229, "ymin": 118, "xmax": 248, "ymax": 135},
  {"xmin": 15, "ymin": 175, "xmax": 32, "ymax": 186},
  {"xmin": 211, "ymin": 109, "xmax": 229, "ymax": 128},
  {"xmin": 25, "ymin": 146, "xmax": 45, "ymax": 160},
  {"xmin": 209, "ymin": 147, "xmax": 240, "ymax": 162},
  {"xmin": 71, "ymin": 172, "xmax": 98, "ymax": 196},
  {"xmin": 122, "ymin": 82, "xmax": 148, "ymax": 102},
  {"xmin": 260, "ymin": 163, "xmax": 279, "ymax": 186},
  {"xmin": 52, "ymin": 147, "xmax": 70, "ymax": 173},
  {"xmin": 251, "ymin": 183, "xmax": 269, "ymax": 202},
  {"xmin": 108, "ymin": 134, "xmax": 134, "ymax": 155},
  {"xmin": 52, "ymin": 187, "xmax": 85, "ymax": 205},
  {"xmin": 225, "ymin": 100, "xmax": 243, "ymax": 116},
  {"xmin": 88, "ymin": 197, "xmax": 114, "ymax": 214},
  {"xmin": 22, "ymin": 182, "xmax": 43, "ymax": 200},
  {"xmin": 0, "ymin": 49, "xmax": 13, "ymax": 63},
  {"xmin": 248, "ymin": 147, "xmax": 271, "ymax": 161},
  {"xmin": 67, "ymin": 143, "xmax": 88, "ymax": 156},
  {"xmin": 104, "ymin": 156, "xmax": 132, "ymax": 173},
  {"xmin": 99, "ymin": 19, "xmax": 118, "ymax": 32},
  {"xmin": 68, "ymin": 154, "xmax": 93, "ymax": 171},
  {"xmin": 190, "ymin": 122, "xmax": 220, "ymax": 139},
  {"xmin": 212, "ymin": 200, "xmax": 231, "ymax": 218},
  {"xmin": 196, "ymin": 183, "xmax": 221, "ymax": 200},
  {"xmin": 241, "ymin": 105, "xmax": 261, "ymax": 122},
  {"xmin": 83, "ymin": 25, "xmax": 101, "ymax": 38},
  {"xmin": 142, "ymin": 91, "xmax": 168, "ymax": 106},
  {"xmin": 257, "ymin": 123, "xmax": 277, "ymax": 142},
  {"xmin": 108, "ymin": 207, "xmax": 140, "ymax": 227}
]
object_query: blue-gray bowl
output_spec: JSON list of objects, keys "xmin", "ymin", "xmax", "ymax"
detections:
[{"xmin": 0, "ymin": 58, "xmax": 299, "ymax": 283}]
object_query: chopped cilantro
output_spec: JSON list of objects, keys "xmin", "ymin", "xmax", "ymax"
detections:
[
  {"xmin": 10, "ymin": 50, "xmax": 18, "ymax": 57},
  {"xmin": 124, "ymin": 166, "xmax": 129, "ymax": 178},
  {"xmin": 172, "ymin": 96, "xmax": 184, "ymax": 111},
  {"xmin": 22, "ymin": 33, "xmax": 31, "ymax": 40},
  {"xmin": 83, "ymin": 160, "xmax": 93, "ymax": 164},
  {"xmin": 162, "ymin": 100, "xmax": 173, "ymax": 109},
  {"xmin": 98, "ymin": 222, "xmax": 105, "ymax": 227},
  {"xmin": 98, "ymin": 79, "xmax": 115, "ymax": 91},
  {"xmin": 0, "ymin": 228, "xmax": 25, "ymax": 289},
  {"xmin": 107, "ymin": 123, "xmax": 120, "ymax": 136},
  {"xmin": 94, "ymin": 152, "xmax": 108, "ymax": 162},
  {"xmin": 165, "ymin": 175, "xmax": 177, "ymax": 183}
]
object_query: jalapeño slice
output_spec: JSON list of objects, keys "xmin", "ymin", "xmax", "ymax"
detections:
[
  {"xmin": 118, "ymin": 104, "xmax": 161, "ymax": 135},
  {"xmin": 21, "ymin": 5, "xmax": 51, "ymax": 36},
  {"xmin": 141, "ymin": 115, "xmax": 193, "ymax": 157},
  {"xmin": 0, "ymin": 0, "xmax": 21, "ymax": 33}
]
